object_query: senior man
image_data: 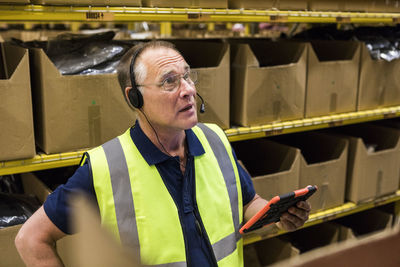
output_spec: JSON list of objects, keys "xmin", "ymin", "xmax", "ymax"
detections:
[{"xmin": 15, "ymin": 40, "xmax": 311, "ymax": 267}]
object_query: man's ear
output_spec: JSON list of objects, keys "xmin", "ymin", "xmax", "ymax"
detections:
[{"xmin": 125, "ymin": 87, "xmax": 132, "ymax": 100}]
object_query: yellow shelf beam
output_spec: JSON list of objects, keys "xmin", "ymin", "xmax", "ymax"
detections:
[
  {"xmin": 226, "ymin": 106, "xmax": 400, "ymax": 142},
  {"xmin": 0, "ymin": 151, "xmax": 85, "ymax": 176},
  {"xmin": 0, "ymin": 5, "xmax": 400, "ymax": 23},
  {"xmin": 1, "ymin": 106, "xmax": 400, "ymax": 175},
  {"xmin": 243, "ymin": 190, "xmax": 400, "ymax": 245}
]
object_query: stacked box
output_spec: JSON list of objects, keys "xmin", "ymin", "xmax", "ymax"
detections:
[
  {"xmin": 30, "ymin": 47, "xmax": 137, "ymax": 154},
  {"xmin": 305, "ymin": 41, "xmax": 360, "ymax": 118},
  {"xmin": 232, "ymin": 138, "xmax": 300, "ymax": 201},
  {"xmin": 308, "ymin": 0, "xmax": 400, "ymax": 12},
  {"xmin": 228, "ymin": 0, "xmax": 307, "ymax": 10},
  {"xmin": 231, "ymin": 40, "xmax": 307, "ymax": 126},
  {"xmin": 249, "ymin": 237, "xmax": 300, "ymax": 266},
  {"xmin": 171, "ymin": 40, "xmax": 230, "ymax": 129},
  {"xmin": 330, "ymin": 124, "xmax": 400, "ymax": 203},
  {"xmin": 357, "ymin": 42, "xmax": 400, "ymax": 111},
  {"xmin": 142, "ymin": 0, "xmax": 227, "ymax": 8},
  {"xmin": 0, "ymin": 173, "xmax": 51, "ymax": 267},
  {"xmin": 272, "ymin": 132, "xmax": 348, "ymax": 212},
  {"xmin": 335, "ymin": 209, "xmax": 393, "ymax": 237},
  {"xmin": 0, "ymin": 43, "xmax": 35, "ymax": 161},
  {"xmin": 281, "ymin": 222, "xmax": 355, "ymax": 254},
  {"xmin": 31, "ymin": 0, "xmax": 141, "ymax": 6},
  {"xmin": 273, "ymin": 226, "xmax": 400, "ymax": 267}
]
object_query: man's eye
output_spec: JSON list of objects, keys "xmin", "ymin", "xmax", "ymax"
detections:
[
  {"xmin": 183, "ymin": 72, "xmax": 190, "ymax": 80},
  {"xmin": 164, "ymin": 75, "xmax": 178, "ymax": 85}
]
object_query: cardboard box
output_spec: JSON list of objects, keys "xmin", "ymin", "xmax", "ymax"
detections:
[
  {"xmin": 272, "ymin": 132, "xmax": 348, "ymax": 212},
  {"xmin": 281, "ymin": 222, "xmax": 355, "ymax": 254},
  {"xmin": 271, "ymin": 225, "xmax": 400, "ymax": 267},
  {"xmin": 307, "ymin": 0, "xmax": 400, "ymax": 12},
  {"xmin": 0, "ymin": 43, "xmax": 35, "ymax": 161},
  {"xmin": 357, "ymin": 42, "xmax": 400, "ymax": 111},
  {"xmin": 30, "ymin": 48, "xmax": 137, "ymax": 154},
  {"xmin": 335, "ymin": 209, "xmax": 393, "ymax": 238},
  {"xmin": 172, "ymin": 40, "xmax": 230, "ymax": 129},
  {"xmin": 228, "ymin": 0, "xmax": 307, "ymax": 10},
  {"xmin": 31, "ymin": 0, "xmax": 141, "ymax": 6},
  {"xmin": 142, "ymin": 0, "xmax": 227, "ymax": 8},
  {"xmin": 249, "ymin": 237, "xmax": 299, "ymax": 266},
  {"xmin": 308, "ymin": 0, "xmax": 361, "ymax": 11},
  {"xmin": 305, "ymin": 41, "xmax": 360, "ymax": 118},
  {"xmin": 0, "ymin": 30, "xmax": 69, "ymax": 42},
  {"xmin": 0, "ymin": 173, "xmax": 51, "ymax": 267},
  {"xmin": 232, "ymin": 139, "xmax": 300, "ymax": 201},
  {"xmin": 330, "ymin": 124, "xmax": 400, "ymax": 203},
  {"xmin": 0, "ymin": 0, "xmax": 29, "ymax": 3},
  {"xmin": 231, "ymin": 40, "xmax": 307, "ymax": 126}
]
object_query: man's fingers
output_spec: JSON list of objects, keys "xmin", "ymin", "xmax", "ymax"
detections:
[
  {"xmin": 296, "ymin": 200, "xmax": 311, "ymax": 212},
  {"xmin": 288, "ymin": 206, "xmax": 309, "ymax": 221},
  {"xmin": 280, "ymin": 212, "xmax": 306, "ymax": 230}
]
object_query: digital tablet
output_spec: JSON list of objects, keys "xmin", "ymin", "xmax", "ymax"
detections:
[{"xmin": 239, "ymin": 185, "xmax": 318, "ymax": 234}]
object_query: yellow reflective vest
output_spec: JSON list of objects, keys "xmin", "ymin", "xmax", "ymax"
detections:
[{"xmin": 86, "ymin": 123, "xmax": 243, "ymax": 266}]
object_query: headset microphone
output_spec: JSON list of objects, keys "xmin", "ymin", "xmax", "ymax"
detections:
[{"xmin": 196, "ymin": 92, "xmax": 205, "ymax": 113}]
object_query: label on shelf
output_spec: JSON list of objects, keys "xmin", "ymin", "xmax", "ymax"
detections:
[{"xmin": 85, "ymin": 12, "xmax": 114, "ymax": 21}]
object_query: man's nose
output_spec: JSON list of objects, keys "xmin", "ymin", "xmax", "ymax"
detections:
[{"xmin": 179, "ymin": 78, "xmax": 196, "ymax": 97}]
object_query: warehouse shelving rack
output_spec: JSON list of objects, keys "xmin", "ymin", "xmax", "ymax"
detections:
[
  {"xmin": 1, "ymin": 5, "xmax": 400, "ymax": 246},
  {"xmin": 1, "ymin": 5, "xmax": 400, "ymax": 23},
  {"xmin": 2, "ymin": 105, "xmax": 400, "ymax": 176}
]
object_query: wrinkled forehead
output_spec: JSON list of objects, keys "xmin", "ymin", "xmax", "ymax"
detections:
[{"xmin": 140, "ymin": 47, "xmax": 188, "ymax": 74}]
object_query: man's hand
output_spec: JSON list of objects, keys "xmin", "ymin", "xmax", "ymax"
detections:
[{"xmin": 276, "ymin": 200, "xmax": 311, "ymax": 232}]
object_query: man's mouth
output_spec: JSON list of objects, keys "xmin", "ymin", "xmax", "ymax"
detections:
[{"xmin": 179, "ymin": 104, "xmax": 193, "ymax": 112}]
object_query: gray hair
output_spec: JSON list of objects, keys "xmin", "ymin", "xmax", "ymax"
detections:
[{"xmin": 116, "ymin": 41, "xmax": 180, "ymax": 105}]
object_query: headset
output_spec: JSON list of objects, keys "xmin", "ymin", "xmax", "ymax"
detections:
[
  {"xmin": 128, "ymin": 45, "xmax": 205, "ymax": 113},
  {"xmin": 128, "ymin": 45, "xmax": 145, "ymax": 110}
]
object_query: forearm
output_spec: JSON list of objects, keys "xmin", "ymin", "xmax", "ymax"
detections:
[
  {"xmin": 15, "ymin": 237, "xmax": 64, "ymax": 267},
  {"xmin": 15, "ymin": 206, "xmax": 66, "ymax": 267},
  {"xmin": 243, "ymin": 194, "xmax": 268, "ymax": 222}
]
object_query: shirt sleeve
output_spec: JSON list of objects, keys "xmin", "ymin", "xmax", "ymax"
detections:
[
  {"xmin": 232, "ymin": 148, "xmax": 256, "ymax": 206},
  {"xmin": 43, "ymin": 161, "xmax": 98, "ymax": 234}
]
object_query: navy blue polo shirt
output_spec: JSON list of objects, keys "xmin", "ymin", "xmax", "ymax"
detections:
[{"xmin": 44, "ymin": 122, "xmax": 255, "ymax": 266}]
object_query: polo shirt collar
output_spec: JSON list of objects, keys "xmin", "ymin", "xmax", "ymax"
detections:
[{"xmin": 130, "ymin": 121, "xmax": 205, "ymax": 166}]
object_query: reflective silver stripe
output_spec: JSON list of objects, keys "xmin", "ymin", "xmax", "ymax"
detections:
[
  {"xmin": 102, "ymin": 138, "xmax": 140, "ymax": 259},
  {"xmin": 197, "ymin": 124, "xmax": 241, "ymax": 260},
  {"xmin": 211, "ymin": 232, "xmax": 237, "ymax": 262},
  {"xmin": 147, "ymin": 262, "xmax": 186, "ymax": 267}
]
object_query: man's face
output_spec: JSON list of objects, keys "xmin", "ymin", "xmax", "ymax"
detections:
[{"xmin": 139, "ymin": 47, "xmax": 198, "ymax": 132}]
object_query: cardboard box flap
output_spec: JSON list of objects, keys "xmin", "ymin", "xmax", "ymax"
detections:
[
  {"xmin": 32, "ymin": 48, "xmax": 64, "ymax": 77},
  {"xmin": 173, "ymin": 41, "xmax": 228, "ymax": 68},
  {"xmin": 232, "ymin": 139, "xmax": 300, "ymax": 176},
  {"xmin": 309, "ymin": 41, "xmax": 360, "ymax": 62},
  {"xmin": 249, "ymin": 41, "xmax": 306, "ymax": 67},
  {"xmin": 335, "ymin": 209, "xmax": 393, "ymax": 237},
  {"xmin": 271, "ymin": 226, "xmax": 400, "ymax": 267},
  {"xmin": 21, "ymin": 173, "xmax": 52, "ymax": 204},
  {"xmin": 231, "ymin": 43, "xmax": 259, "ymax": 68},
  {"xmin": 2, "ymin": 43, "xmax": 27, "ymax": 80},
  {"xmin": 272, "ymin": 132, "xmax": 347, "ymax": 165},
  {"xmin": 335, "ymin": 124, "xmax": 400, "ymax": 153}
]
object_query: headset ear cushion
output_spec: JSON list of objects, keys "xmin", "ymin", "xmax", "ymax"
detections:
[{"xmin": 128, "ymin": 89, "xmax": 144, "ymax": 109}]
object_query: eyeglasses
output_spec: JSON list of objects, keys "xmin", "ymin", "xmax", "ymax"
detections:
[{"xmin": 137, "ymin": 70, "xmax": 198, "ymax": 92}]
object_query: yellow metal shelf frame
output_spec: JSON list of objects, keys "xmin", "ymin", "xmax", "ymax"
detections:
[
  {"xmin": 243, "ymin": 190, "xmax": 400, "ymax": 245},
  {"xmin": 1, "ymin": 106, "xmax": 400, "ymax": 176},
  {"xmin": 0, "ymin": 5, "xmax": 400, "ymax": 23},
  {"xmin": 0, "ymin": 150, "xmax": 85, "ymax": 176},
  {"xmin": 226, "ymin": 106, "xmax": 400, "ymax": 142}
]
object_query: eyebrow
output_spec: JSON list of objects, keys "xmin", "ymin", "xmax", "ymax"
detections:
[{"xmin": 159, "ymin": 65, "xmax": 190, "ymax": 82}]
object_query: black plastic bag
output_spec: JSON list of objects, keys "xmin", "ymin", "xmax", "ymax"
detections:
[{"xmin": 0, "ymin": 193, "xmax": 41, "ymax": 228}]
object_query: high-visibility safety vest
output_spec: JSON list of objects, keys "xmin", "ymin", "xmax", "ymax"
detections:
[{"xmin": 86, "ymin": 123, "xmax": 243, "ymax": 266}]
